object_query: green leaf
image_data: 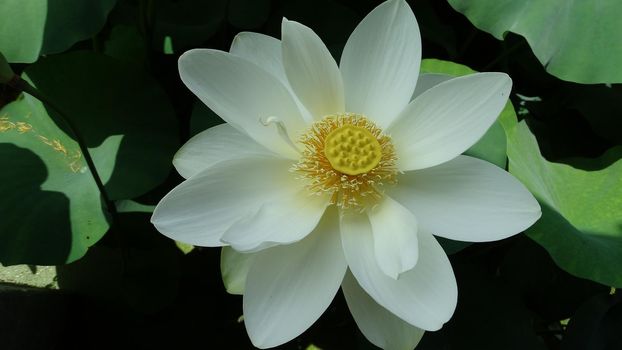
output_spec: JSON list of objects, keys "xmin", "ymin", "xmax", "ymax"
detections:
[
  {"xmin": 448, "ymin": 0, "xmax": 622, "ymax": 83},
  {"xmin": 507, "ymin": 122, "xmax": 622, "ymax": 287},
  {"xmin": 24, "ymin": 51, "xmax": 179, "ymax": 200},
  {"xmin": 104, "ymin": 25, "xmax": 148, "ymax": 65},
  {"xmin": 0, "ymin": 51, "xmax": 178, "ymax": 265},
  {"xmin": 0, "ymin": 96, "xmax": 109, "ymax": 265},
  {"xmin": 41, "ymin": 0, "xmax": 118, "ymax": 54},
  {"xmin": 0, "ymin": 0, "xmax": 117, "ymax": 63},
  {"xmin": 0, "ymin": 0, "xmax": 46, "ymax": 63}
]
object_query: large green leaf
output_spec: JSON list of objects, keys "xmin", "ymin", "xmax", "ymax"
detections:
[
  {"xmin": 0, "ymin": 0, "xmax": 46, "ymax": 63},
  {"xmin": 0, "ymin": 51, "xmax": 178, "ymax": 265},
  {"xmin": 448, "ymin": 0, "xmax": 622, "ymax": 83},
  {"xmin": 507, "ymin": 122, "xmax": 622, "ymax": 287},
  {"xmin": 24, "ymin": 51, "xmax": 179, "ymax": 200},
  {"xmin": 0, "ymin": 95, "xmax": 109, "ymax": 265},
  {"xmin": 41, "ymin": 0, "xmax": 118, "ymax": 54},
  {"xmin": 0, "ymin": 0, "xmax": 117, "ymax": 63}
]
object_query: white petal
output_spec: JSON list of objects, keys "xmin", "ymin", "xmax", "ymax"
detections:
[
  {"xmin": 244, "ymin": 208, "xmax": 346, "ymax": 348},
  {"xmin": 388, "ymin": 72, "xmax": 512, "ymax": 171},
  {"xmin": 342, "ymin": 270, "xmax": 425, "ymax": 350},
  {"xmin": 173, "ymin": 123, "xmax": 274, "ymax": 179},
  {"xmin": 178, "ymin": 49, "xmax": 308, "ymax": 159},
  {"xmin": 151, "ymin": 156, "xmax": 297, "ymax": 246},
  {"xmin": 340, "ymin": 0, "xmax": 421, "ymax": 129},
  {"xmin": 282, "ymin": 19, "xmax": 345, "ymax": 119},
  {"xmin": 340, "ymin": 212, "xmax": 457, "ymax": 331},
  {"xmin": 221, "ymin": 189, "xmax": 329, "ymax": 252},
  {"xmin": 220, "ymin": 246, "xmax": 256, "ymax": 295},
  {"xmin": 229, "ymin": 31, "xmax": 312, "ymax": 123},
  {"xmin": 411, "ymin": 73, "xmax": 452, "ymax": 100},
  {"xmin": 389, "ymin": 155, "xmax": 541, "ymax": 242},
  {"xmin": 230, "ymin": 32, "xmax": 288, "ymax": 85},
  {"xmin": 367, "ymin": 196, "xmax": 418, "ymax": 279}
]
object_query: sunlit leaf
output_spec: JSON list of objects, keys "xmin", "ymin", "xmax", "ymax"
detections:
[
  {"xmin": 508, "ymin": 122, "xmax": 622, "ymax": 287},
  {"xmin": 0, "ymin": 0, "xmax": 46, "ymax": 63},
  {"xmin": 25, "ymin": 51, "xmax": 179, "ymax": 200},
  {"xmin": 448, "ymin": 0, "xmax": 622, "ymax": 83},
  {"xmin": 0, "ymin": 0, "xmax": 117, "ymax": 63},
  {"xmin": 0, "ymin": 96, "xmax": 109, "ymax": 265}
]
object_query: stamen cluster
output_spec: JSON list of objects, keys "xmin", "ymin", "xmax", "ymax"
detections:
[{"xmin": 292, "ymin": 113, "xmax": 397, "ymax": 209}]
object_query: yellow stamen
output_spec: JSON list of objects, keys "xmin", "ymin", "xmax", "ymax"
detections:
[{"xmin": 292, "ymin": 113, "xmax": 397, "ymax": 209}]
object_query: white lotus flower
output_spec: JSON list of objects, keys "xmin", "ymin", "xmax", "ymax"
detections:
[{"xmin": 151, "ymin": 0, "xmax": 541, "ymax": 348}]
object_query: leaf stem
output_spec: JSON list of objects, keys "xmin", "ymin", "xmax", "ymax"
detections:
[{"xmin": 7, "ymin": 74, "xmax": 118, "ymax": 222}]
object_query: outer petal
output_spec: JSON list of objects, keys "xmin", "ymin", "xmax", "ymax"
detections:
[
  {"xmin": 340, "ymin": 212, "xmax": 457, "ymax": 331},
  {"xmin": 388, "ymin": 155, "xmax": 541, "ymax": 242},
  {"xmin": 244, "ymin": 208, "xmax": 347, "ymax": 348},
  {"xmin": 230, "ymin": 32, "xmax": 288, "ymax": 85},
  {"xmin": 220, "ymin": 246, "xmax": 256, "ymax": 295},
  {"xmin": 340, "ymin": 0, "xmax": 421, "ymax": 129},
  {"xmin": 282, "ymin": 19, "xmax": 345, "ymax": 119},
  {"xmin": 342, "ymin": 270, "xmax": 425, "ymax": 350},
  {"xmin": 230, "ymin": 31, "xmax": 311, "ymax": 122},
  {"xmin": 367, "ymin": 196, "xmax": 419, "ymax": 279},
  {"xmin": 178, "ymin": 49, "xmax": 308, "ymax": 159},
  {"xmin": 220, "ymin": 190, "xmax": 330, "ymax": 252},
  {"xmin": 151, "ymin": 156, "xmax": 298, "ymax": 246},
  {"xmin": 387, "ymin": 72, "xmax": 512, "ymax": 171},
  {"xmin": 173, "ymin": 124, "xmax": 274, "ymax": 179}
]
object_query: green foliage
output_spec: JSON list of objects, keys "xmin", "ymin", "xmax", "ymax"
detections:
[
  {"xmin": 508, "ymin": 122, "xmax": 622, "ymax": 287},
  {"xmin": 0, "ymin": 0, "xmax": 46, "ymax": 63},
  {"xmin": 0, "ymin": 95, "xmax": 109, "ymax": 265},
  {"xmin": 24, "ymin": 51, "xmax": 179, "ymax": 200},
  {"xmin": 448, "ymin": 0, "xmax": 622, "ymax": 83},
  {"xmin": 0, "ymin": 0, "xmax": 117, "ymax": 63},
  {"xmin": 0, "ymin": 51, "xmax": 178, "ymax": 264}
]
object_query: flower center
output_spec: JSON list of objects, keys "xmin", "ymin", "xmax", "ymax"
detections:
[
  {"xmin": 292, "ymin": 113, "xmax": 397, "ymax": 209},
  {"xmin": 324, "ymin": 124, "xmax": 382, "ymax": 176}
]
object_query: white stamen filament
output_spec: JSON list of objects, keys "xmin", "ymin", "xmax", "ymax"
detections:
[{"xmin": 259, "ymin": 116, "xmax": 301, "ymax": 154}]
